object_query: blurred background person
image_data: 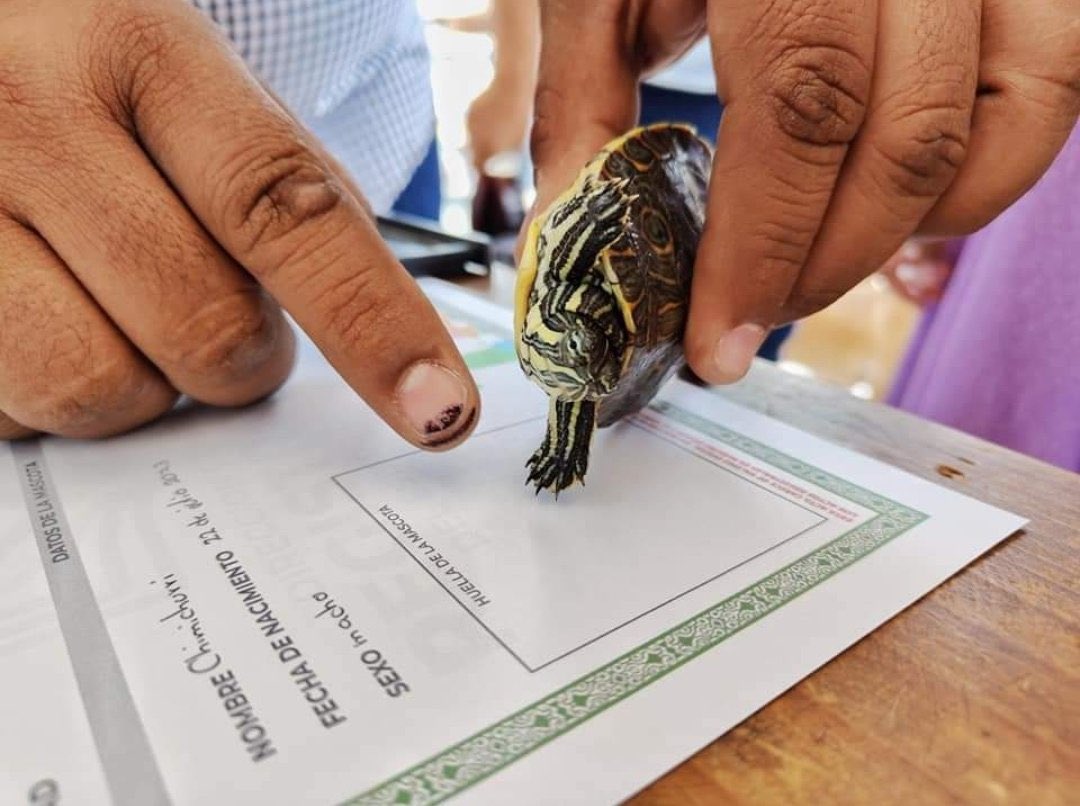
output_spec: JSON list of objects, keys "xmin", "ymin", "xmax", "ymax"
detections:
[
  {"xmin": 463, "ymin": 0, "xmax": 539, "ymax": 243},
  {"xmin": 882, "ymin": 125, "xmax": 1080, "ymax": 472},
  {"xmin": 465, "ymin": 0, "xmax": 540, "ymax": 176},
  {"xmin": 392, "ymin": 135, "xmax": 445, "ymax": 222}
]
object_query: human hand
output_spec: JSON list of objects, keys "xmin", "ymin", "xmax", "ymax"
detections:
[
  {"xmin": 879, "ymin": 240, "xmax": 957, "ymax": 307},
  {"xmin": 0, "ymin": 0, "xmax": 479, "ymax": 447},
  {"xmin": 466, "ymin": 81, "xmax": 532, "ymax": 172},
  {"xmin": 530, "ymin": 0, "xmax": 1079, "ymax": 383},
  {"xmin": 467, "ymin": 0, "xmax": 540, "ymax": 172}
]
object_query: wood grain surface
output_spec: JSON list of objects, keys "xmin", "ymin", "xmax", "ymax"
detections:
[{"xmin": 454, "ymin": 267, "xmax": 1080, "ymax": 805}]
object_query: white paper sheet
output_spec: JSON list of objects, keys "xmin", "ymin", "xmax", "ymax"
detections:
[{"xmin": 0, "ymin": 279, "xmax": 1025, "ymax": 806}]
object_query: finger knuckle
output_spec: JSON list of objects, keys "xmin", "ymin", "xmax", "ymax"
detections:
[
  {"xmin": 784, "ymin": 287, "xmax": 846, "ymax": 319},
  {"xmin": 873, "ymin": 107, "xmax": 969, "ymax": 199},
  {"xmin": 27, "ymin": 345, "xmax": 149, "ymax": 435},
  {"xmin": 0, "ymin": 8, "xmax": 60, "ymax": 114},
  {"xmin": 0, "ymin": 62, "xmax": 81, "ymax": 188},
  {"xmin": 84, "ymin": 4, "xmax": 180, "ymax": 109},
  {"xmin": 1067, "ymin": 52, "xmax": 1080, "ymax": 101},
  {"xmin": 308, "ymin": 265, "xmax": 391, "ymax": 347},
  {"xmin": 219, "ymin": 142, "xmax": 345, "ymax": 269},
  {"xmin": 979, "ymin": 27, "xmax": 1080, "ymax": 123},
  {"xmin": 168, "ymin": 289, "xmax": 285, "ymax": 383},
  {"xmin": 753, "ymin": 217, "xmax": 817, "ymax": 271},
  {"xmin": 766, "ymin": 44, "xmax": 870, "ymax": 148},
  {"xmin": 0, "ymin": 57, "xmax": 41, "ymax": 117},
  {"xmin": 1038, "ymin": 23, "xmax": 1080, "ymax": 100}
]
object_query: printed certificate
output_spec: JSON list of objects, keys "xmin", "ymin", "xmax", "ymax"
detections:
[{"xmin": 0, "ymin": 280, "xmax": 1024, "ymax": 805}]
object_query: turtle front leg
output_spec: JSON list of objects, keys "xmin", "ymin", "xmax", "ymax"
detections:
[{"xmin": 527, "ymin": 398, "xmax": 597, "ymax": 495}]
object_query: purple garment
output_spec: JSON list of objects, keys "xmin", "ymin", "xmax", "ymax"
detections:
[{"xmin": 889, "ymin": 123, "xmax": 1080, "ymax": 472}]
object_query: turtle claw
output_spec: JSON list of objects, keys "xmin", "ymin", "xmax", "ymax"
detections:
[
  {"xmin": 526, "ymin": 446, "xmax": 587, "ymax": 495},
  {"xmin": 526, "ymin": 398, "xmax": 595, "ymax": 496}
]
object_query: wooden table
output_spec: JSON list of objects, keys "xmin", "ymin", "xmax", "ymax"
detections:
[{"xmin": 455, "ymin": 266, "xmax": 1080, "ymax": 805}]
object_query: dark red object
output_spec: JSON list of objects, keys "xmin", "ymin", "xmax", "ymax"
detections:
[{"xmin": 471, "ymin": 152, "xmax": 526, "ymax": 236}]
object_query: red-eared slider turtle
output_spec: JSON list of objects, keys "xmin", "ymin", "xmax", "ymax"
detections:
[{"xmin": 515, "ymin": 123, "xmax": 712, "ymax": 494}]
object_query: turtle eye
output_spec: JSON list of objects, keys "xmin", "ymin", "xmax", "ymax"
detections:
[{"xmin": 565, "ymin": 329, "xmax": 592, "ymax": 362}]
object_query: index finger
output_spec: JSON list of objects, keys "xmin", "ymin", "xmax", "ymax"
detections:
[
  {"xmin": 684, "ymin": 0, "xmax": 876, "ymax": 383},
  {"xmin": 522, "ymin": 1, "xmax": 707, "ymax": 262},
  {"xmin": 116, "ymin": 4, "xmax": 480, "ymax": 449},
  {"xmin": 529, "ymin": 0, "xmax": 641, "ymax": 215}
]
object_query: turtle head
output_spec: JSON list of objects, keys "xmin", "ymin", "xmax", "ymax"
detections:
[
  {"xmin": 521, "ymin": 308, "xmax": 623, "ymax": 400},
  {"xmin": 515, "ymin": 176, "xmax": 631, "ymax": 401}
]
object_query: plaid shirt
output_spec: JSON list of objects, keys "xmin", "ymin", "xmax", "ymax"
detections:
[{"xmin": 192, "ymin": 0, "xmax": 433, "ymax": 213}]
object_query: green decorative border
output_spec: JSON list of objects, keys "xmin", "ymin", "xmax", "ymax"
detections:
[{"xmin": 343, "ymin": 382, "xmax": 926, "ymax": 805}]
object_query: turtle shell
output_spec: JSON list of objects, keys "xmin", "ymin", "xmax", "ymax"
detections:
[{"xmin": 516, "ymin": 123, "xmax": 712, "ymax": 426}]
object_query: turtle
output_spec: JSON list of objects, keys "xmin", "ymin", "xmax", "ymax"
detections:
[{"xmin": 514, "ymin": 122, "xmax": 712, "ymax": 494}]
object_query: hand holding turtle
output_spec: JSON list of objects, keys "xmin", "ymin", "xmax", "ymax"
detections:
[
  {"xmin": 0, "ymin": 0, "xmax": 479, "ymax": 448},
  {"xmin": 531, "ymin": 0, "xmax": 1080, "ymax": 384},
  {"xmin": 516, "ymin": 125, "xmax": 712, "ymax": 492}
]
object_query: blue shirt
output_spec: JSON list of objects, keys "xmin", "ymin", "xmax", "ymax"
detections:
[
  {"xmin": 646, "ymin": 40, "xmax": 716, "ymax": 96},
  {"xmin": 192, "ymin": 0, "xmax": 434, "ymax": 213}
]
